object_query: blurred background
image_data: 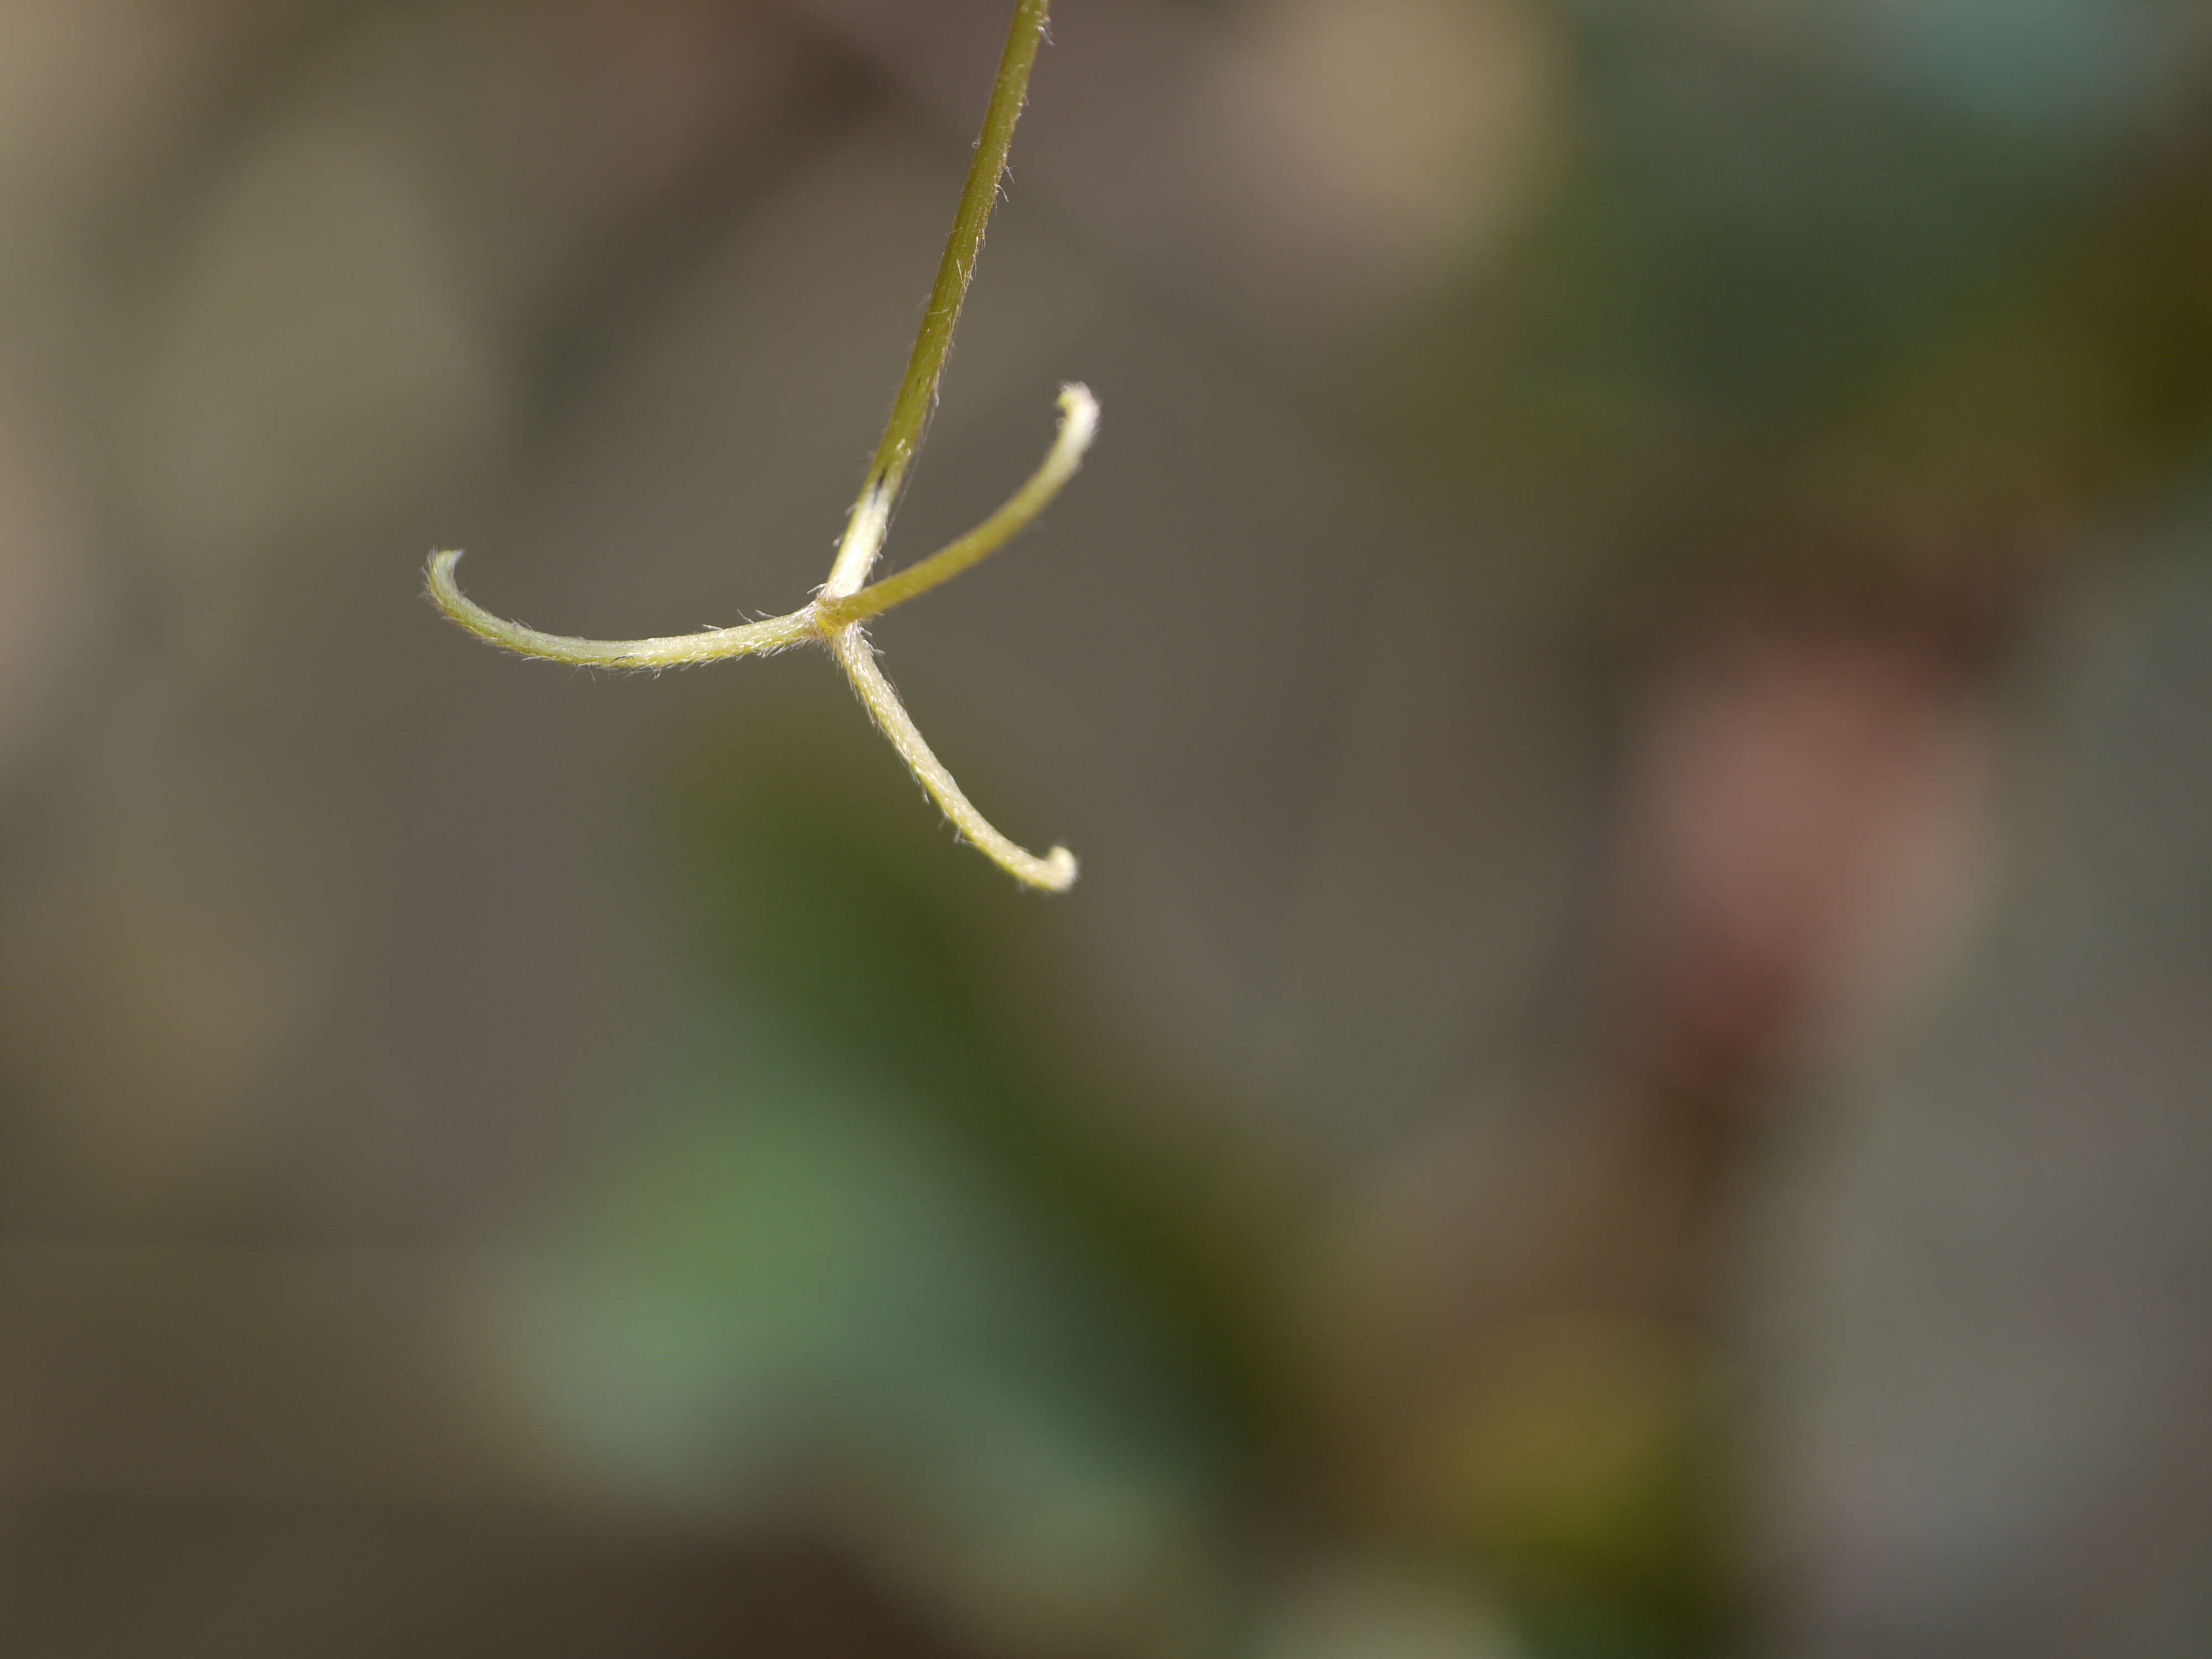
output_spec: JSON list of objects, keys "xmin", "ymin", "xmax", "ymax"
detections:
[{"xmin": 2, "ymin": 1, "xmax": 2210, "ymax": 1655}]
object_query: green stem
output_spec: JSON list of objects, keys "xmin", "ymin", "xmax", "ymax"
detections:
[
  {"xmin": 426, "ymin": 0, "xmax": 1089, "ymax": 890},
  {"xmin": 821, "ymin": 382, "xmax": 1095, "ymax": 629},
  {"xmin": 860, "ymin": 0, "xmax": 1048, "ymax": 508}
]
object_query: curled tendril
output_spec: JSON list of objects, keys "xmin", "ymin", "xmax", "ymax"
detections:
[{"xmin": 424, "ymin": 0, "xmax": 1089, "ymax": 891}]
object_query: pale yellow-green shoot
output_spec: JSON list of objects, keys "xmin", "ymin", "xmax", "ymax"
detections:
[{"xmin": 425, "ymin": 0, "xmax": 1089, "ymax": 892}]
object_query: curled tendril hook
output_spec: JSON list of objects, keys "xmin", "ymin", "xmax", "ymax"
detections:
[{"xmin": 424, "ymin": 0, "xmax": 1090, "ymax": 892}]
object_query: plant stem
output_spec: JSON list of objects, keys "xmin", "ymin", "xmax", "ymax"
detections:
[
  {"xmin": 821, "ymin": 383, "xmax": 1095, "ymax": 628},
  {"xmin": 826, "ymin": 0, "xmax": 1050, "ymax": 594},
  {"xmin": 426, "ymin": 0, "xmax": 1088, "ymax": 890}
]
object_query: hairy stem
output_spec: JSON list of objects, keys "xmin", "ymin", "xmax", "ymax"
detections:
[
  {"xmin": 425, "ymin": 551, "xmax": 818, "ymax": 667},
  {"xmin": 425, "ymin": 0, "xmax": 1088, "ymax": 889},
  {"xmin": 843, "ymin": 0, "xmax": 1051, "ymax": 517},
  {"xmin": 822, "ymin": 383, "xmax": 1095, "ymax": 627},
  {"xmin": 831, "ymin": 626, "xmax": 1078, "ymax": 892}
]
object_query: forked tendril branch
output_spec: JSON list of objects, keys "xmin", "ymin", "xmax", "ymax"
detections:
[{"xmin": 425, "ymin": 0, "xmax": 1088, "ymax": 891}]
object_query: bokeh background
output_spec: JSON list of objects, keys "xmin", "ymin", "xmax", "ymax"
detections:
[{"xmin": 3, "ymin": 2, "xmax": 2210, "ymax": 1655}]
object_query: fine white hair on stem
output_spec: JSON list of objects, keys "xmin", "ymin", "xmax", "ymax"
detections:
[
  {"xmin": 822, "ymin": 384, "xmax": 1097, "ymax": 628},
  {"xmin": 830, "ymin": 627, "xmax": 1077, "ymax": 893},
  {"xmin": 425, "ymin": 551, "xmax": 820, "ymax": 668},
  {"xmin": 421, "ymin": 1, "xmax": 1091, "ymax": 889}
]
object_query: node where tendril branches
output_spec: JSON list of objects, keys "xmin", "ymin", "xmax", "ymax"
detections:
[{"xmin": 426, "ymin": 0, "xmax": 1091, "ymax": 892}]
